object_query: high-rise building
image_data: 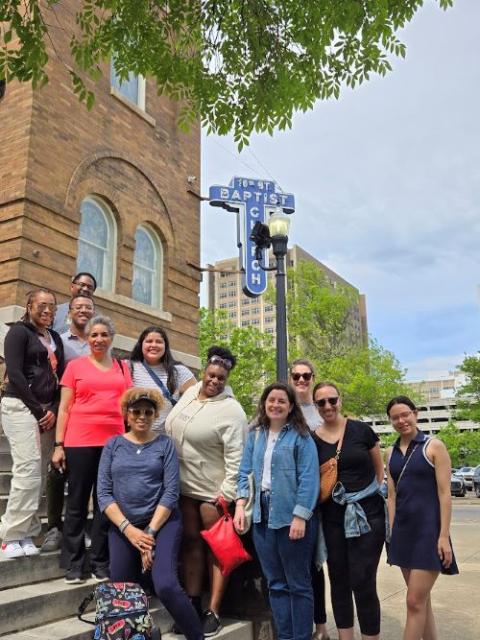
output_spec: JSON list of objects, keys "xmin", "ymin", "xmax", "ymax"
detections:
[
  {"xmin": 207, "ymin": 244, "xmax": 368, "ymax": 347},
  {"xmin": 0, "ymin": 2, "xmax": 201, "ymax": 367}
]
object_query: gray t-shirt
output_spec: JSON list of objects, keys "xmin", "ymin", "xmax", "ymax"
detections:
[
  {"xmin": 131, "ymin": 361, "xmax": 195, "ymax": 433},
  {"xmin": 300, "ymin": 401, "xmax": 322, "ymax": 432},
  {"xmin": 61, "ymin": 331, "xmax": 90, "ymax": 363}
]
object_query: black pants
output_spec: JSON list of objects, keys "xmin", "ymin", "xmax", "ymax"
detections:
[
  {"xmin": 63, "ymin": 446, "xmax": 109, "ymax": 573},
  {"xmin": 46, "ymin": 465, "xmax": 65, "ymax": 531},
  {"xmin": 323, "ymin": 513, "xmax": 385, "ymax": 636},
  {"xmin": 311, "ymin": 564, "xmax": 327, "ymax": 625}
]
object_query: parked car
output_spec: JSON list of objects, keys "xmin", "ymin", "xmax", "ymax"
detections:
[
  {"xmin": 456, "ymin": 466, "xmax": 475, "ymax": 490},
  {"xmin": 472, "ymin": 465, "xmax": 480, "ymax": 498},
  {"xmin": 450, "ymin": 473, "xmax": 466, "ymax": 497}
]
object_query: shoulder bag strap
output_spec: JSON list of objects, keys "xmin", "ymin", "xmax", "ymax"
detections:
[
  {"xmin": 142, "ymin": 362, "xmax": 177, "ymax": 406},
  {"xmin": 396, "ymin": 443, "xmax": 419, "ymax": 487},
  {"xmin": 335, "ymin": 421, "xmax": 347, "ymax": 460}
]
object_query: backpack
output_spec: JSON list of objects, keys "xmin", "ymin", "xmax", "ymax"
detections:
[{"xmin": 78, "ymin": 582, "xmax": 159, "ymax": 639}]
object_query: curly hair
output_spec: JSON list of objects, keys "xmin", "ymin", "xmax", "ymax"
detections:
[
  {"xmin": 206, "ymin": 345, "xmax": 237, "ymax": 371},
  {"xmin": 120, "ymin": 387, "xmax": 164, "ymax": 418}
]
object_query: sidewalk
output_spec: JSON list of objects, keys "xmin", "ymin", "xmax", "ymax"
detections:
[{"xmin": 323, "ymin": 508, "xmax": 480, "ymax": 639}]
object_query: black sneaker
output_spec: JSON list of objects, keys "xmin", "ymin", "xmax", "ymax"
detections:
[
  {"xmin": 202, "ymin": 609, "xmax": 221, "ymax": 637},
  {"xmin": 65, "ymin": 569, "xmax": 86, "ymax": 584},
  {"xmin": 91, "ymin": 567, "xmax": 109, "ymax": 582}
]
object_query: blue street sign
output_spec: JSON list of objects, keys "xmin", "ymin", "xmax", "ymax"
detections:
[{"xmin": 209, "ymin": 177, "xmax": 295, "ymax": 297}]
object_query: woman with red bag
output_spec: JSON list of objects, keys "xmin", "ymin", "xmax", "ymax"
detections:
[
  {"xmin": 165, "ymin": 346, "xmax": 247, "ymax": 637},
  {"xmin": 234, "ymin": 382, "xmax": 319, "ymax": 640}
]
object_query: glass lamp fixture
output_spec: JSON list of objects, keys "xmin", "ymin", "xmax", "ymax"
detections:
[{"xmin": 267, "ymin": 207, "xmax": 290, "ymax": 238}]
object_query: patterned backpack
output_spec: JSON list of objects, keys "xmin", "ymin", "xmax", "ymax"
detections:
[{"xmin": 78, "ymin": 582, "xmax": 159, "ymax": 639}]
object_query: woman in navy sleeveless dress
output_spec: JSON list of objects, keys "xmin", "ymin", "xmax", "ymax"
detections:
[{"xmin": 386, "ymin": 396, "xmax": 458, "ymax": 640}]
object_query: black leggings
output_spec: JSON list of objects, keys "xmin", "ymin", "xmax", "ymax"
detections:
[
  {"xmin": 311, "ymin": 564, "xmax": 327, "ymax": 625},
  {"xmin": 323, "ymin": 513, "xmax": 385, "ymax": 635}
]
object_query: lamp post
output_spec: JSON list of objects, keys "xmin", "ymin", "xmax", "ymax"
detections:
[{"xmin": 250, "ymin": 208, "xmax": 291, "ymax": 381}]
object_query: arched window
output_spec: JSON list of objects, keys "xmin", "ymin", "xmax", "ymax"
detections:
[
  {"xmin": 132, "ymin": 225, "xmax": 163, "ymax": 308},
  {"xmin": 77, "ymin": 197, "xmax": 116, "ymax": 291}
]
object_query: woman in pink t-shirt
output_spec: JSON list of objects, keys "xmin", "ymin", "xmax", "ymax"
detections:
[{"xmin": 52, "ymin": 315, "xmax": 132, "ymax": 583}]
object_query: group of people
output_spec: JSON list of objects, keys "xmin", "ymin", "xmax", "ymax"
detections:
[{"xmin": 0, "ymin": 275, "xmax": 458, "ymax": 640}]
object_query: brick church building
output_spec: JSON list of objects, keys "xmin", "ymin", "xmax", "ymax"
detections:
[{"xmin": 0, "ymin": 4, "xmax": 201, "ymax": 368}]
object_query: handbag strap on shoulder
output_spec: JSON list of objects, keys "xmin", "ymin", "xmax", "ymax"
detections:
[
  {"xmin": 334, "ymin": 422, "xmax": 347, "ymax": 460},
  {"xmin": 142, "ymin": 361, "xmax": 177, "ymax": 406}
]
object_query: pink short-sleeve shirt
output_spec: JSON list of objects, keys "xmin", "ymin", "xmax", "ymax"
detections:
[{"xmin": 61, "ymin": 357, "xmax": 132, "ymax": 447}]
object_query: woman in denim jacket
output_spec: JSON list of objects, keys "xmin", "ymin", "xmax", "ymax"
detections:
[{"xmin": 234, "ymin": 382, "xmax": 319, "ymax": 640}]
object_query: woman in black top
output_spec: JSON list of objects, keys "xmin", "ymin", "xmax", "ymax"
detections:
[
  {"xmin": 312, "ymin": 382, "xmax": 384, "ymax": 640},
  {"xmin": 0, "ymin": 289, "xmax": 64, "ymax": 558}
]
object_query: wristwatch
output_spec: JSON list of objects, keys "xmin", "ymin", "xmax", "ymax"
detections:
[
  {"xmin": 54, "ymin": 441, "xmax": 64, "ymax": 447},
  {"xmin": 144, "ymin": 526, "xmax": 158, "ymax": 537}
]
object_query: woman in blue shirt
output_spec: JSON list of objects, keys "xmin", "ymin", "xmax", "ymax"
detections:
[
  {"xmin": 234, "ymin": 382, "xmax": 319, "ymax": 640},
  {"xmin": 97, "ymin": 387, "xmax": 203, "ymax": 640}
]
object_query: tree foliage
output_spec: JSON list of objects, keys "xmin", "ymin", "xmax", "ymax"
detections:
[
  {"xmin": 198, "ymin": 307, "xmax": 275, "ymax": 418},
  {"xmin": 0, "ymin": 0, "xmax": 453, "ymax": 145},
  {"xmin": 435, "ymin": 421, "xmax": 480, "ymax": 467},
  {"xmin": 456, "ymin": 353, "xmax": 480, "ymax": 423}
]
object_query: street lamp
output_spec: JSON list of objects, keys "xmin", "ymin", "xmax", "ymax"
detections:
[{"xmin": 250, "ymin": 207, "xmax": 291, "ymax": 381}]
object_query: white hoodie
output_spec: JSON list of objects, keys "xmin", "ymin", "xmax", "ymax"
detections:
[{"xmin": 165, "ymin": 381, "xmax": 247, "ymax": 502}]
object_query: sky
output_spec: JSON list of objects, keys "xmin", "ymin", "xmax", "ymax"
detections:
[{"xmin": 199, "ymin": 0, "xmax": 480, "ymax": 382}]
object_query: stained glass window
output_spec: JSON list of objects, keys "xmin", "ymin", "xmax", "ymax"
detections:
[
  {"xmin": 77, "ymin": 198, "xmax": 115, "ymax": 291},
  {"xmin": 132, "ymin": 226, "xmax": 162, "ymax": 308}
]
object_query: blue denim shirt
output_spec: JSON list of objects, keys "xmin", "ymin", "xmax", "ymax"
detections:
[{"xmin": 237, "ymin": 425, "xmax": 319, "ymax": 529}]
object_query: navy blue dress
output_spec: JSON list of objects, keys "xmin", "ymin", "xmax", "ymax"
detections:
[{"xmin": 388, "ymin": 430, "xmax": 458, "ymax": 575}]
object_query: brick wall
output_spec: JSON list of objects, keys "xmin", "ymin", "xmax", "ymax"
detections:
[{"xmin": 0, "ymin": 2, "xmax": 201, "ymax": 362}]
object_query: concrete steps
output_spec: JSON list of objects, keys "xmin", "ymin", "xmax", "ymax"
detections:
[
  {"xmin": 0, "ymin": 550, "xmax": 64, "ymax": 590},
  {"xmin": 0, "ymin": 452, "xmax": 12, "ymax": 472},
  {"xmin": 0, "ymin": 616, "xmax": 252, "ymax": 640},
  {"xmin": 0, "ymin": 471, "xmax": 10, "ymax": 493}
]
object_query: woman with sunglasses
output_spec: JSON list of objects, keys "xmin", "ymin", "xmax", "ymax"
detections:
[
  {"xmin": 386, "ymin": 396, "xmax": 458, "ymax": 640},
  {"xmin": 165, "ymin": 346, "xmax": 247, "ymax": 637},
  {"xmin": 289, "ymin": 360, "xmax": 329, "ymax": 640},
  {"xmin": 97, "ymin": 388, "xmax": 203, "ymax": 640},
  {"xmin": 313, "ymin": 382, "xmax": 385, "ymax": 640}
]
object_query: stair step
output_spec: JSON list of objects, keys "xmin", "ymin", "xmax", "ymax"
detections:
[
  {"xmin": 0, "ymin": 578, "xmax": 99, "ymax": 636},
  {"xmin": 0, "ymin": 452, "xmax": 12, "ymax": 472},
  {"xmin": 0, "ymin": 472, "xmax": 10, "ymax": 494},
  {"xmin": 0, "ymin": 436, "xmax": 10, "ymax": 454},
  {"xmin": 0, "ymin": 550, "xmax": 64, "ymax": 590},
  {"xmin": 0, "ymin": 495, "xmax": 47, "ymax": 518},
  {"xmin": 0, "ymin": 615, "xmax": 252, "ymax": 639}
]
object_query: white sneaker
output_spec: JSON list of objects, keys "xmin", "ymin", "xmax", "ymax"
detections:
[
  {"xmin": 20, "ymin": 538, "xmax": 40, "ymax": 556},
  {"xmin": 1, "ymin": 540, "xmax": 25, "ymax": 558}
]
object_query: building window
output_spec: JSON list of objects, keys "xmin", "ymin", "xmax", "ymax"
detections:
[
  {"xmin": 219, "ymin": 303, "xmax": 227, "ymax": 309},
  {"xmin": 220, "ymin": 282, "xmax": 227, "ymax": 289},
  {"xmin": 229, "ymin": 281, "xmax": 236, "ymax": 287},
  {"xmin": 266, "ymin": 328, "xmax": 274, "ymax": 334},
  {"xmin": 265, "ymin": 316, "xmax": 274, "ymax": 324},
  {"xmin": 241, "ymin": 320, "xmax": 250, "ymax": 326},
  {"xmin": 219, "ymin": 292, "xmax": 227, "ymax": 299},
  {"xmin": 111, "ymin": 60, "xmax": 146, "ymax": 109},
  {"xmin": 132, "ymin": 225, "xmax": 163, "ymax": 307},
  {"xmin": 252, "ymin": 318, "xmax": 260, "ymax": 325},
  {"xmin": 265, "ymin": 305, "xmax": 273, "ymax": 312},
  {"xmin": 241, "ymin": 309, "xmax": 249, "ymax": 316},
  {"xmin": 228, "ymin": 301, "xmax": 236, "ymax": 308},
  {"xmin": 228, "ymin": 291, "xmax": 236, "ymax": 297},
  {"xmin": 77, "ymin": 197, "xmax": 116, "ymax": 291},
  {"xmin": 229, "ymin": 312, "xmax": 237, "ymax": 319},
  {"xmin": 251, "ymin": 307, "xmax": 259, "ymax": 315}
]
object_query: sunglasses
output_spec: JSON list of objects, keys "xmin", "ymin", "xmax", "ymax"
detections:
[
  {"xmin": 315, "ymin": 397, "xmax": 339, "ymax": 408},
  {"xmin": 128, "ymin": 407, "xmax": 155, "ymax": 418},
  {"xmin": 291, "ymin": 372, "xmax": 313, "ymax": 382}
]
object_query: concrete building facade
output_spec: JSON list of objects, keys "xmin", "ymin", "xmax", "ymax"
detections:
[
  {"xmin": 0, "ymin": 2, "xmax": 201, "ymax": 367},
  {"xmin": 207, "ymin": 244, "xmax": 368, "ymax": 347}
]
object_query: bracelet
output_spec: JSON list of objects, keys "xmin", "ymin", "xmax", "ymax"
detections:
[
  {"xmin": 144, "ymin": 526, "xmax": 158, "ymax": 537},
  {"xmin": 54, "ymin": 441, "xmax": 64, "ymax": 448},
  {"xmin": 118, "ymin": 518, "xmax": 130, "ymax": 534}
]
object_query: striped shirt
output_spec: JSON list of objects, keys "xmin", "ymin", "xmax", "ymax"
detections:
[{"xmin": 131, "ymin": 361, "xmax": 195, "ymax": 433}]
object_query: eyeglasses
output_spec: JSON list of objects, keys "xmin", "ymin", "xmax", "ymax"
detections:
[
  {"xmin": 74, "ymin": 281, "xmax": 95, "ymax": 291},
  {"xmin": 291, "ymin": 372, "xmax": 313, "ymax": 382},
  {"xmin": 390, "ymin": 410, "xmax": 413, "ymax": 423},
  {"xmin": 128, "ymin": 408, "xmax": 155, "ymax": 418},
  {"xmin": 34, "ymin": 303, "xmax": 57, "ymax": 311},
  {"xmin": 315, "ymin": 397, "xmax": 339, "ymax": 408}
]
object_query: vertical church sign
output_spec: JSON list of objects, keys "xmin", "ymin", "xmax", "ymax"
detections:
[{"xmin": 209, "ymin": 177, "xmax": 295, "ymax": 297}]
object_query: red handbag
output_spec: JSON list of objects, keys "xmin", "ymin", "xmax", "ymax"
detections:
[{"xmin": 200, "ymin": 497, "xmax": 252, "ymax": 576}]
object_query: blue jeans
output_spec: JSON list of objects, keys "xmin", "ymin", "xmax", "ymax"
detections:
[{"xmin": 253, "ymin": 493, "xmax": 317, "ymax": 640}]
